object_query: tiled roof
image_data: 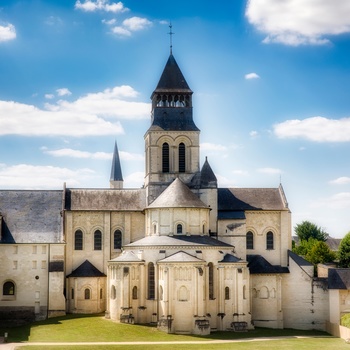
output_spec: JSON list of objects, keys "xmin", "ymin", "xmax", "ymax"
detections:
[
  {"xmin": 158, "ymin": 251, "xmax": 203, "ymax": 263},
  {"xmin": 328, "ymin": 268, "xmax": 350, "ymax": 289},
  {"xmin": 247, "ymin": 255, "xmax": 289, "ymax": 274},
  {"xmin": 65, "ymin": 188, "xmax": 145, "ymax": 211},
  {"xmin": 0, "ymin": 190, "xmax": 63, "ymax": 243},
  {"xmin": 147, "ymin": 178, "xmax": 208, "ymax": 209},
  {"xmin": 67, "ymin": 260, "xmax": 106, "ymax": 278}
]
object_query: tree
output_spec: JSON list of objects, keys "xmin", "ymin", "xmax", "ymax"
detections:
[
  {"xmin": 293, "ymin": 237, "xmax": 318, "ymax": 256},
  {"xmin": 294, "ymin": 220, "xmax": 329, "ymax": 242},
  {"xmin": 338, "ymin": 232, "xmax": 350, "ymax": 267},
  {"xmin": 305, "ymin": 241, "xmax": 336, "ymax": 265}
]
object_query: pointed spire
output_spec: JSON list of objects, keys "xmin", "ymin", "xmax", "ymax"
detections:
[
  {"xmin": 110, "ymin": 141, "xmax": 123, "ymax": 189},
  {"xmin": 200, "ymin": 157, "xmax": 217, "ymax": 188}
]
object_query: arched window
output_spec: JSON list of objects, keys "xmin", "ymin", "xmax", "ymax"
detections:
[
  {"xmin": 243, "ymin": 285, "xmax": 247, "ymax": 300},
  {"xmin": 148, "ymin": 262, "xmax": 155, "ymax": 300},
  {"xmin": 178, "ymin": 143, "xmax": 185, "ymax": 173},
  {"xmin": 260, "ymin": 286, "xmax": 269, "ymax": 299},
  {"xmin": 84, "ymin": 288, "xmax": 91, "ymax": 300},
  {"xmin": 114, "ymin": 230, "xmax": 122, "ymax": 250},
  {"xmin": 178, "ymin": 286, "xmax": 188, "ymax": 301},
  {"xmin": 176, "ymin": 224, "xmax": 183, "ymax": 234},
  {"xmin": 3, "ymin": 281, "xmax": 15, "ymax": 295},
  {"xmin": 132, "ymin": 286, "xmax": 138, "ymax": 300},
  {"xmin": 266, "ymin": 231, "xmax": 274, "ymax": 250},
  {"xmin": 111, "ymin": 285, "xmax": 116, "ymax": 300},
  {"xmin": 225, "ymin": 286, "xmax": 230, "ymax": 300},
  {"xmin": 208, "ymin": 263, "xmax": 214, "ymax": 300},
  {"xmin": 246, "ymin": 231, "xmax": 254, "ymax": 250},
  {"xmin": 162, "ymin": 143, "xmax": 169, "ymax": 173},
  {"xmin": 74, "ymin": 230, "xmax": 83, "ymax": 250},
  {"xmin": 100, "ymin": 288, "xmax": 103, "ymax": 299},
  {"xmin": 94, "ymin": 230, "xmax": 102, "ymax": 250}
]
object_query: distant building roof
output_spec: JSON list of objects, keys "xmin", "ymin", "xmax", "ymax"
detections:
[
  {"xmin": 247, "ymin": 254, "xmax": 289, "ymax": 274},
  {"xmin": 67, "ymin": 260, "xmax": 106, "ymax": 278},
  {"xmin": 65, "ymin": 188, "xmax": 146, "ymax": 211},
  {"xmin": 0, "ymin": 190, "xmax": 63, "ymax": 243},
  {"xmin": 328, "ymin": 268, "xmax": 350, "ymax": 289},
  {"xmin": 147, "ymin": 178, "xmax": 208, "ymax": 209}
]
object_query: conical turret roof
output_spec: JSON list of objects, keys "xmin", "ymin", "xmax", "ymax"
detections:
[
  {"xmin": 200, "ymin": 157, "xmax": 217, "ymax": 188},
  {"xmin": 147, "ymin": 178, "xmax": 208, "ymax": 209},
  {"xmin": 110, "ymin": 141, "xmax": 123, "ymax": 182}
]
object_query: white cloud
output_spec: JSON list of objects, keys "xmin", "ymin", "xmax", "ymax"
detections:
[
  {"xmin": 200, "ymin": 142, "xmax": 227, "ymax": 152},
  {"xmin": 232, "ymin": 170, "xmax": 249, "ymax": 176},
  {"xmin": 245, "ymin": 72, "xmax": 260, "ymax": 80},
  {"xmin": 0, "ymin": 23, "xmax": 16, "ymax": 42},
  {"xmin": 124, "ymin": 171, "xmax": 144, "ymax": 188},
  {"xmin": 45, "ymin": 16, "xmax": 64, "ymax": 27},
  {"xmin": 75, "ymin": 0, "xmax": 128, "ymax": 13},
  {"xmin": 274, "ymin": 116, "xmax": 350, "ymax": 142},
  {"xmin": 330, "ymin": 177, "xmax": 350, "ymax": 185},
  {"xmin": 102, "ymin": 18, "xmax": 117, "ymax": 25},
  {"xmin": 216, "ymin": 174, "xmax": 236, "ymax": 188},
  {"xmin": 119, "ymin": 151, "xmax": 144, "ymax": 161},
  {"xmin": 0, "ymin": 164, "xmax": 95, "ymax": 189},
  {"xmin": 249, "ymin": 130, "xmax": 258, "ymax": 138},
  {"xmin": 257, "ymin": 167, "xmax": 282, "ymax": 174},
  {"xmin": 56, "ymin": 88, "xmax": 72, "ymax": 96},
  {"xmin": 45, "ymin": 94, "xmax": 55, "ymax": 99},
  {"xmin": 313, "ymin": 192, "xmax": 350, "ymax": 210},
  {"xmin": 122, "ymin": 17, "xmax": 152, "ymax": 31},
  {"xmin": 246, "ymin": 0, "xmax": 350, "ymax": 46},
  {"xmin": 111, "ymin": 26, "xmax": 131, "ymax": 36}
]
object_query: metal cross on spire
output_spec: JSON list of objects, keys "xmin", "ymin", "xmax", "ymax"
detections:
[{"xmin": 168, "ymin": 22, "xmax": 174, "ymax": 54}]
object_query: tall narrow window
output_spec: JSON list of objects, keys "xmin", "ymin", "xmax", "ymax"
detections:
[
  {"xmin": 114, "ymin": 230, "xmax": 122, "ymax": 250},
  {"xmin": 84, "ymin": 288, "xmax": 91, "ymax": 300},
  {"xmin": 176, "ymin": 224, "xmax": 183, "ymax": 234},
  {"xmin": 148, "ymin": 262, "xmax": 155, "ymax": 300},
  {"xmin": 266, "ymin": 231, "xmax": 274, "ymax": 250},
  {"xmin": 208, "ymin": 263, "xmax": 214, "ymax": 300},
  {"xmin": 178, "ymin": 143, "xmax": 185, "ymax": 172},
  {"xmin": 71, "ymin": 288, "xmax": 74, "ymax": 300},
  {"xmin": 132, "ymin": 286, "xmax": 138, "ymax": 300},
  {"xmin": 94, "ymin": 230, "xmax": 102, "ymax": 250},
  {"xmin": 162, "ymin": 143, "xmax": 169, "ymax": 173},
  {"xmin": 3, "ymin": 281, "xmax": 15, "ymax": 296},
  {"xmin": 74, "ymin": 230, "xmax": 83, "ymax": 250},
  {"xmin": 246, "ymin": 231, "xmax": 254, "ymax": 250},
  {"xmin": 225, "ymin": 286, "xmax": 230, "ymax": 300}
]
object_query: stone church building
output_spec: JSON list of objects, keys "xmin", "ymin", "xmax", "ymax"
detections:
[{"xmin": 0, "ymin": 51, "xmax": 348, "ymax": 333}]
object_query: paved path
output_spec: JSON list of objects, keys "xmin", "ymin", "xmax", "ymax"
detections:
[{"xmin": 0, "ymin": 335, "xmax": 335, "ymax": 349}]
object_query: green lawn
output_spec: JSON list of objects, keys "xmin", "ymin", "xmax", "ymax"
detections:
[{"xmin": 0, "ymin": 314, "xmax": 348, "ymax": 350}]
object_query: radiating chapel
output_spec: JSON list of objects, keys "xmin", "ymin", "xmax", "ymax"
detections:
[{"xmin": 0, "ymin": 48, "xmax": 348, "ymax": 334}]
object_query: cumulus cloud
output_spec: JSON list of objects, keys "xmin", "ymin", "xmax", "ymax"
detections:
[
  {"xmin": 200, "ymin": 142, "xmax": 227, "ymax": 152},
  {"xmin": 246, "ymin": 0, "xmax": 350, "ymax": 46},
  {"xmin": 314, "ymin": 192, "xmax": 350, "ymax": 209},
  {"xmin": 105, "ymin": 16, "xmax": 152, "ymax": 37},
  {"xmin": 257, "ymin": 167, "xmax": 282, "ymax": 174},
  {"xmin": 0, "ymin": 85, "xmax": 150, "ymax": 137},
  {"xmin": 274, "ymin": 116, "xmax": 350, "ymax": 142},
  {"xmin": 45, "ymin": 94, "xmax": 55, "ymax": 99},
  {"xmin": 0, "ymin": 23, "xmax": 16, "ymax": 42},
  {"xmin": 124, "ymin": 171, "xmax": 144, "ymax": 188},
  {"xmin": 75, "ymin": 0, "xmax": 128, "ymax": 13},
  {"xmin": 330, "ymin": 177, "xmax": 350, "ymax": 185},
  {"xmin": 43, "ymin": 147, "xmax": 143, "ymax": 161},
  {"xmin": 245, "ymin": 72, "xmax": 260, "ymax": 80},
  {"xmin": 0, "ymin": 164, "xmax": 95, "ymax": 189},
  {"xmin": 56, "ymin": 88, "xmax": 72, "ymax": 96}
]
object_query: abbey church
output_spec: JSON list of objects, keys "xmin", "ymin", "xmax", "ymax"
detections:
[{"xmin": 0, "ymin": 51, "xmax": 348, "ymax": 334}]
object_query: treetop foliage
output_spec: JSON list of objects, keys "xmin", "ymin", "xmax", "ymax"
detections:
[
  {"xmin": 338, "ymin": 231, "xmax": 350, "ymax": 268},
  {"xmin": 294, "ymin": 220, "xmax": 329, "ymax": 242}
]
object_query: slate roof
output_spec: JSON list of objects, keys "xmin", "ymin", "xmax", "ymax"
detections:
[
  {"xmin": 219, "ymin": 254, "xmax": 242, "ymax": 263},
  {"xmin": 288, "ymin": 250, "xmax": 313, "ymax": 267},
  {"xmin": 152, "ymin": 54, "xmax": 192, "ymax": 94},
  {"xmin": 126, "ymin": 234, "xmax": 233, "ymax": 248},
  {"xmin": 328, "ymin": 268, "xmax": 350, "ymax": 289},
  {"xmin": 218, "ymin": 187, "xmax": 286, "ymax": 212},
  {"xmin": 0, "ymin": 190, "xmax": 63, "ymax": 243},
  {"xmin": 158, "ymin": 251, "xmax": 204, "ymax": 263},
  {"xmin": 65, "ymin": 188, "xmax": 146, "ymax": 211},
  {"xmin": 200, "ymin": 157, "xmax": 217, "ymax": 188},
  {"xmin": 110, "ymin": 141, "xmax": 123, "ymax": 182},
  {"xmin": 147, "ymin": 178, "xmax": 208, "ymax": 209},
  {"xmin": 247, "ymin": 255, "xmax": 289, "ymax": 274},
  {"xmin": 66, "ymin": 260, "xmax": 106, "ymax": 278}
]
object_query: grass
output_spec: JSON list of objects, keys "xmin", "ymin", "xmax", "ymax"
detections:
[{"xmin": 0, "ymin": 313, "xmax": 348, "ymax": 349}]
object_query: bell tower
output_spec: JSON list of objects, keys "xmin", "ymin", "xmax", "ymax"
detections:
[{"xmin": 144, "ymin": 50, "xmax": 200, "ymax": 204}]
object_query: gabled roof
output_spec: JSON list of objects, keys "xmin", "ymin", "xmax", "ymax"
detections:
[
  {"xmin": 218, "ymin": 187, "xmax": 286, "ymax": 212},
  {"xmin": 328, "ymin": 268, "xmax": 350, "ymax": 289},
  {"xmin": 158, "ymin": 251, "xmax": 203, "ymax": 263},
  {"xmin": 0, "ymin": 190, "xmax": 63, "ymax": 243},
  {"xmin": 147, "ymin": 178, "xmax": 208, "ymax": 209},
  {"xmin": 288, "ymin": 250, "xmax": 313, "ymax": 267},
  {"xmin": 126, "ymin": 234, "xmax": 233, "ymax": 248},
  {"xmin": 110, "ymin": 251, "xmax": 144, "ymax": 262},
  {"xmin": 247, "ymin": 255, "xmax": 289, "ymax": 274},
  {"xmin": 153, "ymin": 54, "xmax": 192, "ymax": 94},
  {"xmin": 67, "ymin": 260, "xmax": 106, "ymax": 278},
  {"xmin": 110, "ymin": 141, "xmax": 123, "ymax": 182}
]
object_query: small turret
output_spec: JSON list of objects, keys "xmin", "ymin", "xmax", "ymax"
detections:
[{"xmin": 110, "ymin": 141, "xmax": 123, "ymax": 189}]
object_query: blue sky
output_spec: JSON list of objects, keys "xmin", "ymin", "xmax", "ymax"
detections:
[{"xmin": 0, "ymin": 0, "xmax": 350, "ymax": 238}]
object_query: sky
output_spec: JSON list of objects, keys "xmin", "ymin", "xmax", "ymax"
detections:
[{"xmin": 0, "ymin": 0, "xmax": 350, "ymax": 238}]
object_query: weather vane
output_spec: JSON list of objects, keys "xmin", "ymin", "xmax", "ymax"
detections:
[{"xmin": 168, "ymin": 22, "xmax": 174, "ymax": 54}]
